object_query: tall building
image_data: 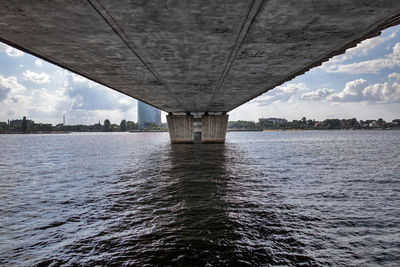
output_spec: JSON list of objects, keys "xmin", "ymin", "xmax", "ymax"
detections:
[{"xmin": 137, "ymin": 100, "xmax": 161, "ymax": 128}]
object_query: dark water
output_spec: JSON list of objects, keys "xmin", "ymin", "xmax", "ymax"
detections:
[{"xmin": 1, "ymin": 131, "xmax": 399, "ymax": 266}]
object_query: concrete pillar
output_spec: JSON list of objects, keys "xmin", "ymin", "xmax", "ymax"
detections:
[
  {"xmin": 201, "ymin": 114, "xmax": 229, "ymax": 143},
  {"xmin": 166, "ymin": 114, "xmax": 194, "ymax": 144}
]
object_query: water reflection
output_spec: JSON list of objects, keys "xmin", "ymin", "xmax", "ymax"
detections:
[{"xmin": 160, "ymin": 144, "xmax": 243, "ymax": 265}]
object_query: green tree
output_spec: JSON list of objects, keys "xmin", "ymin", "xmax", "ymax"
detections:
[
  {"xmin": 228, "ymin": 120, "xmax": 259, "ymax": 129},
  {"xmin": 258, "ymin": 120, "xmax": 275, "ymax": 129},
  {"xmin": 0, "ymin": 122, "xmax": 9, "ymax": 133},
  {"xmin": 110, "ymin": 124, "xmax": 118, "ymax": 131},
  {"xmin": 103, "ymin": 119, "xmax": 111, "ymax": 132},
  {"xmin": 120, "ymin": 119, "xmax": 127, "ymax": 131},
  {"xmin": 323, "ymin": 119, "xmax": 341, "ymax": 129},
  {"xmin": 350, "ymin": 118, "xmax": 358, "ymax": 128},
  {"xmin": 126, "ymin": 121, "xmax": 137, "ymax": 130},
  {"xmin": 377, "ymin": 118, "xmax": 384, "ymax": 127},
  {"xmin": 21, "ymin": 116, "xmax": 27, "ymax": 133}
]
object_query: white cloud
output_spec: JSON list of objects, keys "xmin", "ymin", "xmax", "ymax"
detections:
[
  {"xmin": 64, "ymin": 74, "xmax": 135, "ymax": 112},
  {"xmin": 0, "ymin": 84, "xmax": 10, "ymax": 101},
  {"xmin": 23, "ymin": 70, "xmax": 50, "ymax": 84},
  {"xmin": 0, "ymin": 75, "xmax": 26, "ymax": 101},
  {"xmin": 388, "ymin": 72, "xmax": 400, "ymax": 80},
  {"xmin": 71, "ymin": 73, "xmax": 88, "ymax": 83},
  {"xmin": 325, "ymin": 31, "xmax": 397, "ymax": 65},
  {"xmin": 362, "ymin": 81, "xmax": 400, "ymax": 103},
  {"xmin": 301, "ymin": 88, "xmax": 334, "ymax": 100},
  {"xmin": 255, "ymin": 83, "xmax": 308, "ymax": 106},
  {"xmin": 329, "ymin": 79, "xmax": 368, "ymax": 102},
  {"xmin": 322, "ymin": 42, "xmax": 400, "ymax": 74},
  {"xmin": 30, "ymin": 88, "xmax": 68, "ymax": 113},
  {"xmin": 301, "ymin": 75, "xmax": 400, "ymax": 104},
  {"xmin": 351, "ymin": 33, "xmax": 394, "ymax": 55},
  {"xmin": 276, "ymin": 83, "xmax": 308, "ymax": 94},
  {"xmin": 0, "ymin": 43, "xmax": 24, "ymax": 57},
  {"xmin": 328, "ymin": 58, "xmax": 393, "ymax": 74},
  {"xmin": 35, "ymin": 59, "xmax": 43, "ymax": 67}
]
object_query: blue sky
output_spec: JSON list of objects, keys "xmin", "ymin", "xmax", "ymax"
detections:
[{"xmin": 1, "ymin": 25, "xmax": 400, "ymax": 125}]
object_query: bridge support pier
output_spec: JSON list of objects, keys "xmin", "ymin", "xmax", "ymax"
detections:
[
  {"xmin": 166, "ymin": 113, "xmax": 228, "ymax": 144},
  {"xmin": 166, "ymin": 114, "xmax": 194, "ymax": 144},
  {"xmin": 201, "ymin": 114, "xmax": 229, "ymax": 143}
]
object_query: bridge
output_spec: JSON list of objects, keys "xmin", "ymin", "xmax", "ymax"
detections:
[{"xmin": 1, "ymin": 1, "xmax": 399, "ymax": 143}]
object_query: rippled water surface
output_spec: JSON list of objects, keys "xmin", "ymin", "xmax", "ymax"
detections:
[{"xmin": 1, "ymin": 131, "xmax": 399, "ymax": 266}]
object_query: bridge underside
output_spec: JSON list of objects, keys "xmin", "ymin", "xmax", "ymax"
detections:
[{"xmin": 1, "ymin": 1, "xmax": 400, "ymax": 143}]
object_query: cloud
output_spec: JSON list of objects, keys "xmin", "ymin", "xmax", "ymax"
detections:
[
  {"xmin": 325, "ymin": 30, "xmax": 397, "ymax": 65},
  {"xmin": 1, "ymin": 70, "xmax": 137, "ymax": 124},
  {"xmin": 301, "ymin": 88, "xmax": 334, "ymax": 100},
  {"xmin": 30, "ymin": 88, "xmax": 68, "ymax": 114},
  {"xmin": 23, "ymin": 70, "xmax": 50, "ymax": 84},
  {"xmin": 301, "ymin": 74, "xmax": 400, "ymax": 103},
  {"xmin": 362, "ymin": 81, "xmax": 400, "ymax": 103},
  {"xmin": 71, "ymin": 73, "xmax": 88, "ymax": 83},
  {"xmin": 0, "ymin": 74, "xmax": 26, "ymax": 101},
  {"xmin": 329, "ymin": 79, "xmax": 368, "ymax": 102},
  {"xmin": 388, "ymin": 72, "xmax": 400, "ymax": 80},
  {"xmin": 255, "ymin": 83, "xmax": 308, "ymax": 106},
  {"xmin": 65, "ymin": 74, "xmax": 135, "ymax": 112},
  {"xmin": 326, "ymin": 58, "xmax": 393, "ymax": 74},
  {"xmin": 322, "ymin": 42, "xmax": 400, "ymax": 74},
  {"xmin": 276, "ymin": 83, "xmax": 308, "ymax": 94},
  {"xmin": 0, "ymin": 43, "xmax": 24, "ymax": 57},
  {"xmin": 0, "ymin": 85, "xmax": 10, "ymax": 101},
  {"xmin": 35, "ymin": 59, "xmax": 42, "ymax": 67}
]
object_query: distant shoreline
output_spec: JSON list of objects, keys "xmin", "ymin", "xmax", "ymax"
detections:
[
  {"xmin": 227, "ymin": 129, "xmax": 262, "ymax": 132},
  {"xmin": 129, "ymin": 130, "xmax": 168, "ymax": 133},
  {"xmin": 0, "ymin": 131, "xmax": 71, "ymax": 134},
  {"xmin": 1, "ymin": 128, "xmax": 399, "ymax": 135},
  {"xmin": 228, "ymin": 128, "xmax": 400, "ymax": 132}
]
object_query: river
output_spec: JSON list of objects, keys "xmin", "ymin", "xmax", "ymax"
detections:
[{"xmin": 0, "ymin": 130, "xmax": 399, "ymax": 266}]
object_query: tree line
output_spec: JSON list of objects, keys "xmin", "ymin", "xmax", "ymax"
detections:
[
  {"xmin": 229, "ymin": 117, "xmax": 400, "ymax": 130},
  {"xmin": 0, "ymin": 117, "xmax": 170, "ymax": 133},
  {"xmin": 56, "ymin": 119, "xmax": 144, "ymax": 132},
  {"xmin": 2, "ymin": 116, "xmax": 399, "ymax": 134}
]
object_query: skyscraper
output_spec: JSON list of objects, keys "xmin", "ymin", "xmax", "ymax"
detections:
[{"xmin": 137, "ymin": 100, "xmax": 161, "ymax": 128}]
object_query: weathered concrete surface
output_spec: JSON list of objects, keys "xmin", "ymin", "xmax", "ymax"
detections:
[
  {"xmin": 202, "ymin": 114, "xmax": 229, "ymax": 143},
  {"xmin": 166, "ymin": 115, "xmax": 194, "ymax": 144},
  {"xmin": 0, "ymin": 1, "xmax": 400, "ymax": 113}
]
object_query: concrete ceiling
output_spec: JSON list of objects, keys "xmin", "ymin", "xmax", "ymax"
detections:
[{"xmin": 0, "ymin": 0, "xmax": 400, "ymax": 113}]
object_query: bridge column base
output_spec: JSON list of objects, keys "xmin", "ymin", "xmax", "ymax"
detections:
[
  {"xmin": 167, "ymin": 114, "xmax": 194, "ymax": 144},
  {"xmin": 201, "ymin": 114, "xmax": 229, "ymax": 143},
  {"xmin": 166, "ymin": 113, "xmax": 228, "ymax": 144}
]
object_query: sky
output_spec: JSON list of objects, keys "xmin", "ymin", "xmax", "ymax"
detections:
[{"xmin": 1, "ymin": 25, "xmax": 400, "ymax": 125}]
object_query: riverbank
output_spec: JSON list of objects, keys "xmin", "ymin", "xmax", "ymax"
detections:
[
  {"xmin": 129, "ymin": 129, "xmax": 168, "ymax": 132},
  {"xmin": 227, "ymin": 129, "xmax": 262, "ymax": 132},
  {"xmin": 0, "ymin": 131, "xmax": 71, "ymax": 134}
]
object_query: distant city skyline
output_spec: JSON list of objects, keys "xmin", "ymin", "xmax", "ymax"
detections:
[{"xmin": 1, "ymin": 25, "xmax": 400, "ymax": 124}]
